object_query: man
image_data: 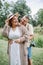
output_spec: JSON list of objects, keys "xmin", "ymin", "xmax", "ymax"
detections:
[{"xmin": 20, "ymin": 15, "xmax": 34, "ymax": 65}]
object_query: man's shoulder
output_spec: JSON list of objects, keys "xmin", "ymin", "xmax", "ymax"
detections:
[
  {"xmin": 19, "ymin": 25, "xmax": 27, "ymax": 31},
  {"xmin": 26, "ymin": 23, "xmax": 33, "ymax": 28}
]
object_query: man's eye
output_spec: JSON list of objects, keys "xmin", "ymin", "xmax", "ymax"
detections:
[{"xmin": 24, "ymin": 20, "xmax": 25, "ymax": 21}]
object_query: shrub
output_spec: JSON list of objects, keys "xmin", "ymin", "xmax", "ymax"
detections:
[
  {"xmin": 34, "ymin": 36, "xmax": 43, "ymax": 48},
  {"xmin": 34, "ymin": 27, "xmax": 43, "ymax": 34}
]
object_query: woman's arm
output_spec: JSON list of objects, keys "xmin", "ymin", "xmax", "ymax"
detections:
[{"xmin": 2, "ymin": 23, "xmax": 10, "ymax": 38}]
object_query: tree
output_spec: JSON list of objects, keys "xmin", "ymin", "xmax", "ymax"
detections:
[
  {"xmin": 0, "ymin": 0, "xmax": 31, "ymax": 27},
  {"xmin": 29, "ymin": 17, "xmax": 38, "ymax": 26},
  {"xmin": 11, "ymin": 0, "xmax": 31, "ymax": 18},
  {"xmin": 36, "ymin": 9, "xmax": 43, "ymax": 26},
  {"xmin": 0, "ymin": 0, "xmax": 3, "ymax": 8},
  {"xmin": 0, "ymin": 0, "xmax": 10, "ymax": 27}
]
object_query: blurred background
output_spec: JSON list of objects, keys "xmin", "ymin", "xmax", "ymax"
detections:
[{"xmin": 0, "ymin": 0, "xmax": 43, "ymax": 65}]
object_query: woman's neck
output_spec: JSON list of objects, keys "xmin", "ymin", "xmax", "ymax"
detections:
[{"xmin": 12, "ymin": 25, "xmax": 17, "ymax": 29}]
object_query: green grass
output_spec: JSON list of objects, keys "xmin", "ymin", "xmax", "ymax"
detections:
[
  {"xmin": 34, "ymin": 33, "xmax": 43, "ymax": 47},
  {"xmin": 0, "ymin": 28, "xmax": 43, "ymax": 65},
  {"xmin": 0, "ymin": 40, "xmax": 8, "ymax": 65},
  {"xmin": 0, "ymin": 28, "xmax": 8, "ymax": 40},
  {"xmin": 32, "ymin": 47, "xmax": 43, "ymax": 65},
  {"xmin": 0, "ymin": 39, "xmax": 43, "ymax": 65}
]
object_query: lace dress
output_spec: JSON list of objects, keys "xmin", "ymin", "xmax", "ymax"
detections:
[{"xmin": 8, "ymin": 27, "xmax": 22, "ymax": 65}]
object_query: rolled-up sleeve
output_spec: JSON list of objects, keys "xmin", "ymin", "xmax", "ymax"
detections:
[{"xmin": 2, "ymin": 24, "xmax": 9, "ymax": 38}]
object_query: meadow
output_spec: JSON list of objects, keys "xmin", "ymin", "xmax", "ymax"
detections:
[{"xmin": 0, "ymin": 27, "xmax": 43, "ymax": 65}]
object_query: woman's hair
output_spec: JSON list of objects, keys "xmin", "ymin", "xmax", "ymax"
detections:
[
  {"xmin": 8, "ymin": 17, "xmax": 20, "ymax": 27},
  {"xmin": 8, "ymin": 18, "xmax": 13, "ymax": 27}
]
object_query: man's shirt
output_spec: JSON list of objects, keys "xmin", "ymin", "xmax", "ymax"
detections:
[{"xmin": 26, "ymin": 23, "xmax": 34, "ymax": 47}]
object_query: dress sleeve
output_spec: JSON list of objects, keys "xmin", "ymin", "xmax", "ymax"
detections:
[{"xmin": 2, "ymin": 24, "xmax": 10, "ymax": 38}]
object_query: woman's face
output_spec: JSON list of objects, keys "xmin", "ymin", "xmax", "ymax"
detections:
[{"xmin": 11, "ymin": 16, "xmax": 19, "ymax": 27}]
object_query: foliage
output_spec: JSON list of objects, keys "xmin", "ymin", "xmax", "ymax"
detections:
[
  {"xmin": 34, "ymin": 36, "xmax": 43, "ymax": 48},
  {"xmin": 34, "ymin": 26, "xmax": 43, "ymax": 47},
  {"xmin": 0, "ymin": 0, "xmax": 3, "ymax": 8},
  {"xmin": 34, "ymin": 26, "xmax": 43, "ymax": 34},
  {"xmin": 36, "ymin": 9, "xmax": 43, "ymax": 26},
  {"xmin": 0, "ymin": 0, "xmax": 10, "ymax": 27},
  {"xmin": 30, "ymin": 18, "xmax": 38, "ymax": 26},
  {"xmin": 0, "ymin": 0, "xmax": 31, "ymax": 27},
  {"xmin": 11, "ymin": 0, "xmax": 31, "ymax": 18}
]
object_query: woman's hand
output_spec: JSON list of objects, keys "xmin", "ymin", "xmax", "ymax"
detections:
[
  {"xmin": 8, "ymin": 39, "xmax": 13, "ymax": 45},
  {"xmin": 15, "ymin": 39, "xmax": 20, "ymax": 43}
]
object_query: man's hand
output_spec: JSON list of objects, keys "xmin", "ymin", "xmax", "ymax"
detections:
[{"xmin": 28, "ymin": 35, "xmax": 34, "ymax": 40}]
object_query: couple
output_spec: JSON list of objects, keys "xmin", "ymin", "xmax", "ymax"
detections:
[{"xmin": 2, "ymin": 12, "xmax": 34, "ymax": 65}]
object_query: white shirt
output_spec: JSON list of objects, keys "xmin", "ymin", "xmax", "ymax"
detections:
[{"xmin": 26, "ymin": 23, "xmax": 34, "ymax": 47}]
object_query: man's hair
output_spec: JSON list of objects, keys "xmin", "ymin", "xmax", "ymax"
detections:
[{"xmin": 25, "ymin": 15, "xmax": 29, "ymax": 20}]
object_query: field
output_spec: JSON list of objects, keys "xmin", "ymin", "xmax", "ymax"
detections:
[
  {"xmin": 0, "ymin": 27, "xmax": 43, "ymax": 65},
  {"xmin": 0, "ymin": 40, "xmax": 43, "ymax": 65}
]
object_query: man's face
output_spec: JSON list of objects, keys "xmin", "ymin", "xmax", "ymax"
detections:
[{"xmin": 21, "ymin": 17, "xmax": 29, "ymax": 26}]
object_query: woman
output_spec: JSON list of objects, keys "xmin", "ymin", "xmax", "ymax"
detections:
[{"xmin": 2, "ymin": 13, "xmax": 28, "ymax": 65}]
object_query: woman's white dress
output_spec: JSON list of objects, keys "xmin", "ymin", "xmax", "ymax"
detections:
[{"xmin": 8, "ymin": 27, "xmax": 22, "ymax": 65}]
